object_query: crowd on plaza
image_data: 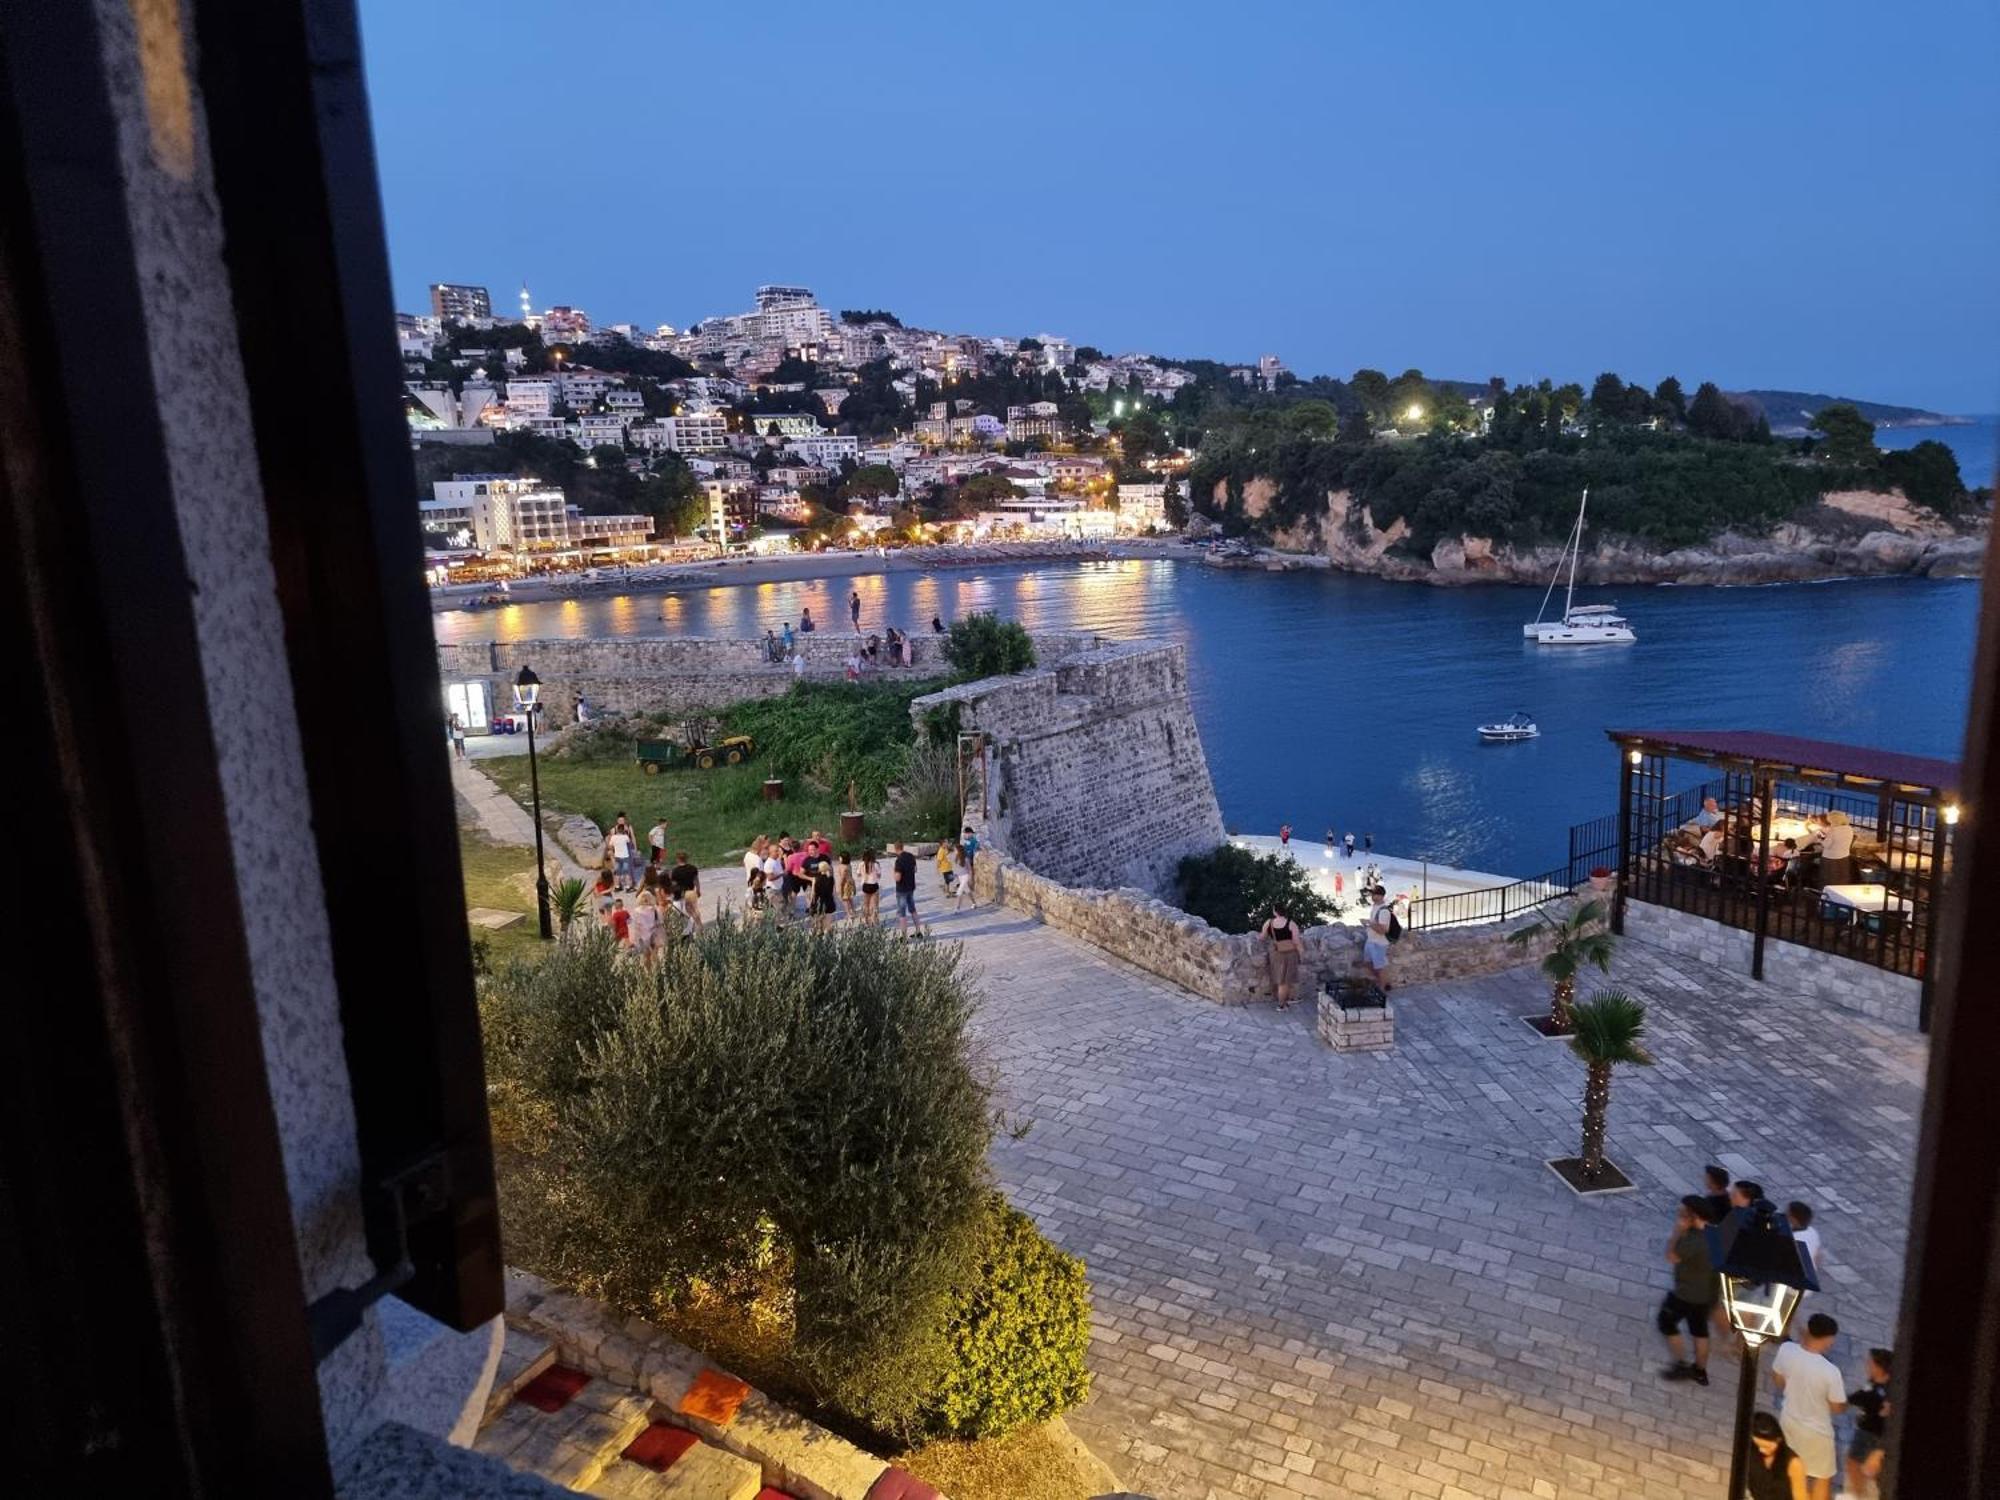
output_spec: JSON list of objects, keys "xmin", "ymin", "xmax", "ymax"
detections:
[
  {"xmin": 1657, "ymin": 1166, "xmax": 1893, "ymax": 1499},
  {"xmin": 589, "ymin": 808, "xmax": 982, "ymax": 955}
]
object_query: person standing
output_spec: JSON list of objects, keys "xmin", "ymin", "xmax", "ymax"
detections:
[
  {"xmin": 1259, "ymin": 903, "xmax": 1304, "ymax": 1011},
  {"xmin": 1772, "ymin": 1313, "xmax": 1847, "ymax": 1500},
  {"xmin": 958, "ymin": 825, "xmax": 980, "ymax": 903},
  {"xmin": 781, "ymin": 621, "xmax": 795, "ymax": 654},
  {"xmin": 448, "ymin": 712, "xmax": 467, "ymax": 760},
  {"xmin": 1786, "ymin": 1202, "xmax": 1825, "ymax": 1281},
  {"xmin": 935, "ymin": 839, "xmax": 958, "ymax": 899},
  {"xmin": 606, "ymin": 821, "xmax": 636, "ymax": 893},
  {"xmin": 849, "ymin": 589, "xmax": 862, "ymax": 630},
  {"xmin": 606, "ymin": 897, "xmax": 630, "ymax": 946},
  {"xmin": 1701, "ymin": 1164, "xmax": 1733, "ymax": 1226},
  {"xmin": 668, "ymin": 850, "xmax": 703, "ymax": 935},
  {"xmin": 650, "ymin": 816, "xmax": 671, "ymax": 870},
  {"xmin": 860, "ymin": 849, "xmax": 882, "ymax": 924},
  {"xmin": 762, "ymin": 843, "xmax": 786, "ymax": 918},
  {"xmin": 628, "ymin": 889, "xmax": 661, "ymax": 966},
  {"xmin": 1844, "ymin": 1347, "xmax": 1893, "ymax": 1499},
  {"xmin": 1659, "ymin": 1196, "xmax": 1719, "ymax": 1385},
  {"xmin": 1363, "ymin": 831, "xmax": 1374, "ymax": 855},
  {"xmin": 1362, "ymin": 884, "xmax": 1395, "ymax": 992},
  {"xmin": 931, "ymin": 613, "xmax": 945, "ymax": 634},
  {"xmin": 837, "ymin": 853, "xmax": 858, "ymax": 921},
  {"xmin": 1745, "ymin": 1412, "xmax": 1809, "ymax": 1500},
  {"xmin": 1817, "ymin": 810, "xmax": 1856, "ymax": 887},
  {"xmin": 1343, "ymin": 832, "xmax": 1357, "ymax": 862},
  {"xmin": 892, "ymin": 840, "xmax": 924, "ymax": 936},
  {"xmin": 809, "ymin": 858, "xmax": 837, "ymax": 933},
  {"xmin": 800, "ymin": 606, "xmax": 816, "ymax": 634}
]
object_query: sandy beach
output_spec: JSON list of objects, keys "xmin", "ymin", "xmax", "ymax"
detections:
[{"xmin": 430, "ymin": 537, "xmax": 1188, "ymax": 608}]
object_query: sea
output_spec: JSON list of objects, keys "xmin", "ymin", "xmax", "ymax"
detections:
[
  {"xmin": 1874, "ymin": 415, "xmax": 1997, "ymax": 490},
  {"xmin": 435, "ymin": 557, "xmax": 1981, "ymax": 878}
]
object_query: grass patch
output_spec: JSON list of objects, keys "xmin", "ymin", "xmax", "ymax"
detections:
[
  {"xmin": 901, "ymin": 1422, "xmax": 1117, "ymax": 1500},
  {"xmin": 480, "ymin": 751, "xmax": 945, "ymax": 866},
  {"xmin": 458, "ymin": 821, "xmax": 547, "ymax": 969}
]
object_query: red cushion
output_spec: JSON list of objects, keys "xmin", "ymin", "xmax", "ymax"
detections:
[
  {"xmin": 513, "ymin": 1363, "xmax": 590, "ymax": 1413},
  {"xmin": 622, "ymin": 1421, "xmax": 701, "ymax": 1471}
]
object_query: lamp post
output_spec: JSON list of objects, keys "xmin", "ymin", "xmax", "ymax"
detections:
[
  {"xmin": 515, "ymin": 666, "xmax": 552, "ymax": 940},
  {"xmin": 1708, "ymin": 1199, "xmax": 1819, "ymax": 1498}
]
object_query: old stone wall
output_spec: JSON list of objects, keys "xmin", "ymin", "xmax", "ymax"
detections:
[
  {"xmin": 1621, "ymin": 900, "xmax": 1921, "ymax": 1029},
  {"xmin": 920, "ymin": 642, "xmax": 1227, "ymax": 893},
  {"xmin": 970, "ymin": 851, "xmax": 1547, "ymax": 1004},
  {"xmin": 436, "ymin": 631, "xmax": 1107, "ymax": 725}
]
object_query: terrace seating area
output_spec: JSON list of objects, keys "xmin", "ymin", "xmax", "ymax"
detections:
[{"xmin": 1588, "ymin": 729, "xmax": 1960, "ymax": 1028}]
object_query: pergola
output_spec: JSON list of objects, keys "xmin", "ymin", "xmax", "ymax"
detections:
[{"xmin": 1605, "ymin": 728, "xmax": 1960, "ymax": 1029}]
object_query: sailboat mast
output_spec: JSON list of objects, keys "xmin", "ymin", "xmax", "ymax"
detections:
[{"xmin": 1563, "ymin": 488, "xmax": 1588, "ymax": 619}]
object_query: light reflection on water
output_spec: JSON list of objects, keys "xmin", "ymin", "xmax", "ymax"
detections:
[{"xmin": 435, "ymin": 560, "xmax": 1978, "ymax": 873}]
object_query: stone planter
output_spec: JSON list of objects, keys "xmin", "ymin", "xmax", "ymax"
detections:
[{"xmin": 1315, "ymin": 982, "xmax": 1394, "ymax": 1051}]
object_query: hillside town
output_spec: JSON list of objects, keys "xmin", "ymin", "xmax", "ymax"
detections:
[{"xmin": 405, "ymin": 281, "xmax": 1271, "ymax": 577}]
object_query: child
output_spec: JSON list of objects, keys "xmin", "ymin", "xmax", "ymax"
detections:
[
  {"xmin": 607, "ymin": 898, "xmax": 630, "ymax": 945},
  {"xmin": 1787, "ymin": 1201, "xmax": 1826, "ymax": 1279},
  {"xmin": 837, "ymin": 854, "xmax": 857, "ymax": 921},
  {"xmin": 748, "ymin": 865, "xmax": 769, "ymax": 912},
  {"xmin": 936, "ymin": 839, "xmax": 958, "ymax": 896},
  {"xmin": 1844, "ymin": 1347, "xmax": 1892, "ymax": 1498}
]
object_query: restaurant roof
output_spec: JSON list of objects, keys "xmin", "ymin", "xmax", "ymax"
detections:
[{"xmin": 1606, "ymin": 729, "xmax": 1961, "ymax": 797}]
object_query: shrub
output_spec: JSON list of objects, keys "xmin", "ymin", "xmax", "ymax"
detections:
[
  {"xmin": 941, "ymin": 611, "xmax": 1035, "ymax": 679},
  {"xmin": 890, "ymin": 738, "xmax": 964, "ymax": 842},
  {"xmin": 1175, "ymin": 844, "xmax": 1336, "ymax": 934},
  {"xmin": 481, "ymin": 920, "xmax": 1070, "ymax": 1441},
  {"xmin": 548, "ymin": 718, "xmax": 642, "ymax": 762},
  {"xmin": 923, "ymin": 1196, "xmax": 1091, "ymax": 1439},
  {"xmin": 724, "ymin": 680, "xmax": 944, "ymax": 801}
]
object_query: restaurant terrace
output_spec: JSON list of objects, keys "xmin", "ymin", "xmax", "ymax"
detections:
[{"xmin": 1583, "ymin": 728, "xmax": 1960, "ymax": 1029}]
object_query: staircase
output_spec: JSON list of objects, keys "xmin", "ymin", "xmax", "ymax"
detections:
[{"xmin": 473, "ymin": 1328, "xmax": 770, "ymax": 1499}]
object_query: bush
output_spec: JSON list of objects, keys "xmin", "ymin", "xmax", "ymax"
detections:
[
  {"xmin": 482, "ymin": 920, "xmax": 1081, "ymax": 1442},
  {"xmin": 924, "ymin": 1197, "xmax": 1091, "ymax": 1439},
  {"xmin": 547, "ymin": 718, "xmax": 642, "ymax": 762},
  {"xmin": 724, "ymin": 680, "xmax": 944, "ymax": 801},
  {"xmin": 890, "ymin": 738, "xmax": 964, "ymax": 842},
  {"xmin": 941, "ymin": 611, "xmax": 1036, "ymax": 679},
  {"xmin": 1175, "ymin": 844, "xmax": 1336, "ymax": 934}
]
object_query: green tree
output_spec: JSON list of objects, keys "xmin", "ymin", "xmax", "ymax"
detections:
[
  {"xmin": 1163, "ymin": 475, "xmax": 1188, "ymax": 528},
  {"xmin": 1507, "ymin": 899, "xmax": 1616, "ymax": 1034},
  {"xmin": 1588, "ymin": 372, "xmax": 1628, "ymax": 420},
  {"xmin": 840, "ymin": 463, "xmax": 901, "ymax": 504},
  {"xmin": 1174, "ymin": 844, "xmax": 1336, "ymax": 934},
  {"xmin": 1687, "ymin": 381, "xmax": 1748, "ymax": 441},
  {"xmin": 958, "ymin": 473, "xmax": 1023, "ymax": 510},
  {"xmin": 1881, "ymin": 439, "xmax": 1969, "ymax": 516},
  {"xmin": 1653, "ymin": 376, "xmax": 1687, "ymax": 425},
  {"xmin": 1568, "ymin": 992, "xmax": 1654, "ymax": 1182},
  {"xmin": 1809, "ymin": 402, "xmax": 1876, "ymax": 464},
  {"xmin": 1349, "ymin": 368, "xmax": 1391, "ymax": 420}
]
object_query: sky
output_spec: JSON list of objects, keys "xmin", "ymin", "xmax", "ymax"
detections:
[{"xmin": 360, "ymin": 1, "xmax": 2000, "ymax": 413}]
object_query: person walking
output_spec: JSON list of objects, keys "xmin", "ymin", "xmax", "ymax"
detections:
[
  {"xmin": 958, "ymin": 825, "xmax": 980, "ymax": 905},
  {"xmin": 1658, "ymin": 1195, "xmax": 1719, "ymax": 1385},
  {"xmin": 1843, "ymin": 1347, "xmax": 1893, "ymax": 1499},
  {"xmin": 628, "ymin": 889, "xmax": 662, "ymax": 967},
  {"xmin": 892, "ymin": 840, "xmax": 924, "ymax": 936},
  {"xmin": 1745, "ymin": 1412, "xmax": 1809, "ymax": 1500},
  {"xmin": 1787, "ymin": 1202, "xmax": 1825, "ymax": 1280},
  {"xmin": 668, "ymin": 850, "xmax": 703, "ymax": 935},
  {"xmin": 935, "ymin": 839, "xmax": 958, "ymax": 901},
  {"xmin": 1343, "ymin": 832, "xmax": 1357, "ymax": 862},
  {"xmin": 860, "ymin": 850, "xmax": 882, "ymax": 924},
  {"xmin": 849, "ymin": 589, "xmax": 862, "ymax": 630},
  {"xmin": 448, "ymin": 712, "xmax": 467, "ymax": 760},
  {"xmin": 1362, "ymin": 884, "xmax": 1396, "ymax": 992},
  {"xmin": 1773, "ymin": 1313, "xmax": 1847, "ymax": 1500},
  {"xmin": 650, "ymin": 816, "xmax": 671, "ymax": 870},
  {"xmin": 1259, "ymin": 902, "xmax": 1304, "ymax": 1010}
]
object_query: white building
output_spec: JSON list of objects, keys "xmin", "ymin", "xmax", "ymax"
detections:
[
  {"xmin": 787, "ymin": 433, "xmax": 859, "ymax": 466},
  {"xmin": 631, "ymin": 413, "xmax": 729, "ymax": 453},
  {"xmin": 574, "ymin": 413, "xmax": 630, "ymax": 447},
  {"xmin": 1114, "ymin": 482, "xmax": 1170, "ymax": 533},
  {"xmin": 745, "ymin": 412, "xmax": 823, "ymax": 441},
  {"xmin": 419, "ymin": 476, "xmax": 650, "ymax": 553},
  {"xmin": 504, "ymin": 377, "xmax": 560, "ymax": 420}
]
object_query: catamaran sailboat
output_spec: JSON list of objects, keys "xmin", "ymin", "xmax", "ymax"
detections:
[{"xmin": 1524, "ymin": 489, "xmax": 1636, "ymax": 645}]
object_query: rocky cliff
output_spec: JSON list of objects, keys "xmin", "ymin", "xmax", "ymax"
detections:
[{"xmin": 1229, "ymin": 481, "xmax": 1985, "ymax": 586}]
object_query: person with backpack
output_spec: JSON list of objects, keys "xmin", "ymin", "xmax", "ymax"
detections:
[{"xmin": 1363, "ymin": 883, "xmax": 1398, "ymax": 992}]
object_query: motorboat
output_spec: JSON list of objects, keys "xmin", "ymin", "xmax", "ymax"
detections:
[
  {"xmin": 1525, "ymin": 489, "xmax": 1637, "ymax": 644},
  {"xmin": 1477, "ymin": 711, "xmax": 1540, "ymax": 742}
]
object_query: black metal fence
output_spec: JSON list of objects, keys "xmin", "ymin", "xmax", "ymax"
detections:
[{"xmin": 1407, "ymin": 864, "xmax": 1572, "ymax": 930}]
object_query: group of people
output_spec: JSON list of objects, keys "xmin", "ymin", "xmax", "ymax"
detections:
[
  {"xmin": 761, "ymin": 591, "xmax": 950, "ymax": 676},
  {"xmin": 594, "ymin": 811, "xmax": 704, "ymax": 962},
  {"xmin": 1673, "ymin": 797, "xmax": 1862, "ymax": 890},
  {"xmin": 1255, "ymin": 881, "xmax": 1401, "ymax": 1009},
  {"xmin": 1657, "ymin": 1166, "xmax": 1892, "ymax": 1499}
]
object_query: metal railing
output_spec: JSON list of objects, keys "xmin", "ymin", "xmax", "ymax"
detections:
[{"xmin": 1406, "ymin": 865, "xmax": 1573, "ymax": 930}]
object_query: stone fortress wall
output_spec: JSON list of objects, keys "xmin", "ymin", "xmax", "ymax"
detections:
[
  {"xmin": 912, "ymin": 641, "xmax": 1227, "ymax": 894},
  {"xmin": 436, "ymin": 631, "xmax": 1109, "ymax": 725}
]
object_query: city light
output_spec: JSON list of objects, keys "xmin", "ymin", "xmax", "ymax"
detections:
[
  {"xmin": 1944, "ymin": 802, "xmax": 1961, "ymax": 824},
  {"xmin": 1404, "ymin": 402, "xmax": 1425, "ymax": 423}
]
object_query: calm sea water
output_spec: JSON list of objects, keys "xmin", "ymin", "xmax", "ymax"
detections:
[{"xmin": 436, "ymin": 563, "xmax": 1980, "ymax": 876}]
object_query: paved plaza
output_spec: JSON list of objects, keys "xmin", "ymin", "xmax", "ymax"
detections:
[{"xmin": 932, "ymin": 899, "xmax": 1925, "ymax": 1500}]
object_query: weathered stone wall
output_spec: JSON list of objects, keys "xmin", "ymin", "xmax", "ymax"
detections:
[
  {"xmin": 921, "ymin": 643, "xmax": 1227, "ymax": 893},
  {"xmin": 436, "ymin": 631, "xmax": 1107, "ymax": 725},
  {"xmin": 1621, "ymin": 900, "xmax": 1921, "ymax": 1029},
  {"xmin": 970, "ymin": 851, "xmax": 1547, "ymax": 1004}
]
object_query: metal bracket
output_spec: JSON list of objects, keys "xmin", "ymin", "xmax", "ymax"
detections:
[{"xmin": 305, "ymin": 1151, "xmax": 451, "ymax": 1362}]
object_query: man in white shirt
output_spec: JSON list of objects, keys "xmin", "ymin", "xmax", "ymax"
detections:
[
  {"xmin": 648, "ymin": 818, "xmax": 670, "ymax": 872},
  {"xmin": 1772, "ymin": 1313, "xmax": 1847, "ymax": 1499},
  {"xmin": 606, "ymin": 824, "xmax": 635, "ymax": 892},
  {"xmin": 1786, "ymin": 1202, "xmax": 1825, "ymax": 1282},
  {"xmin": 1693, "ymin": 796, "xmax": 1723, "ymax": 830}
]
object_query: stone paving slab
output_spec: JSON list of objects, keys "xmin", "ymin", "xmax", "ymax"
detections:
[{"xmin": 932, "ymin": 897, "xmax": 1924, "ymax": 1500}]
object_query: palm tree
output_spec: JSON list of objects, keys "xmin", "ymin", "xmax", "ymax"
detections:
[
  {"xmin": 1568, "ymin": 991, "xmax": 1654, "ymax": 1182},
  {"xmin": 1508, "ymin": 898, "xmax": 1616, "ymax": 1034}
]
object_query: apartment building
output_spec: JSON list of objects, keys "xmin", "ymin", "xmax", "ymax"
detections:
[
  {"xmin": 701, "ymin": 478, "xmax": 756, "ymax": 543},
  {"xmin": 428, "ymin": 282, "xmax": 491, "ymax": 322},
  {"xmin": 420, "ymin": 476, "xmax": 648, "ymax": 552},
  {"xmin": 630, "ymin": 412, "xmax": 729, "ymax": 453}
]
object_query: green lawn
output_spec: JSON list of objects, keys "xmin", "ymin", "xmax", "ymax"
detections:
[
  {"xmin": 459, "ymin": 821, "xmax": 550, "ymax": 969},
  {"xmin": 479, "ymin": 752, "xmax": 935, "ymax": 867}
]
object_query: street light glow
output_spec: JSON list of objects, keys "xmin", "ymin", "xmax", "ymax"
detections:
[{"xmin": 1404, "ymin": 402, "xmax": 1425, "ymax": 423}]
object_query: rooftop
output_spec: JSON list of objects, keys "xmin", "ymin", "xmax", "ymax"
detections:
[{"xmin": 1608, "ymin": 727, "xmax": 1960, "ymax": 798}]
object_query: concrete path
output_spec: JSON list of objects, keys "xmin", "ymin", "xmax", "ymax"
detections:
[
  {"xmin": 453, "ymin": 755, "xmax": 587, "ymax": 882},
  {"xmin": 937, "ymin": 902, "xmax": 1922, "ymax": 1500}
]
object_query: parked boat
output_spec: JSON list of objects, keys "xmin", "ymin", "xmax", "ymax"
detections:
[
  {"xmin": 1525, "ymin": 489, "xmax": 1637, "ymax": 644},
  {"xmin": 1477, "ymin": 711, "xmax": 1540, "ymax": 742}
]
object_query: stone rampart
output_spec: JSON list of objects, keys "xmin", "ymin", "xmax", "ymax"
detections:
[
  {"xmin": 920, "ymin": 642, "xmax": 1227, "ymax": 893},
  {"xmin": 970, "ymin": 850, "xmax": 1548, "ymax": 1004},
  {"xmin": 436, "ymin": 631, "xmax": 1107, "ymax": 724}
]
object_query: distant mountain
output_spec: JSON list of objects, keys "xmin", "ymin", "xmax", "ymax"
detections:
[{"xmin": 1734, "ymin": 389, "xmax": 1967, "ymax": 433}]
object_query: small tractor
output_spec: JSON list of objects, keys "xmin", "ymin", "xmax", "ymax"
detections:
[{"xmin": 635, "ymin": 716, "xmax": 755, "ymax": 773}]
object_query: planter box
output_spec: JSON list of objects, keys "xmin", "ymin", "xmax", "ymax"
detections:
[{"xmin": 1316, "ymin": 982, "xmax": 1394, "ymax": 1051}]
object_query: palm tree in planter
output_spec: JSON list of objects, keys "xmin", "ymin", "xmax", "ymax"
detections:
[
  {"xmin": 1507, "ymin": 898, "xmax": 1615, "ymax": 1036},
  {"xmin": 1550, "ymin": 990, "xmax": 1654, "ymax": 1193}
]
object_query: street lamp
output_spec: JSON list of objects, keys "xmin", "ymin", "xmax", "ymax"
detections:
[
  {"xmin": 514, "ymin": 665, "xmax": 552, "ymax": 940},
  {"xmin": 1708, "ymin": 1199, "xmax": 1819, "ymax": 1498}
]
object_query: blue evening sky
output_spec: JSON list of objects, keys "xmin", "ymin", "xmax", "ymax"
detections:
[{"xmin": 360, "ymin": 2, "xmax": 1999, "ymax": 413}]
